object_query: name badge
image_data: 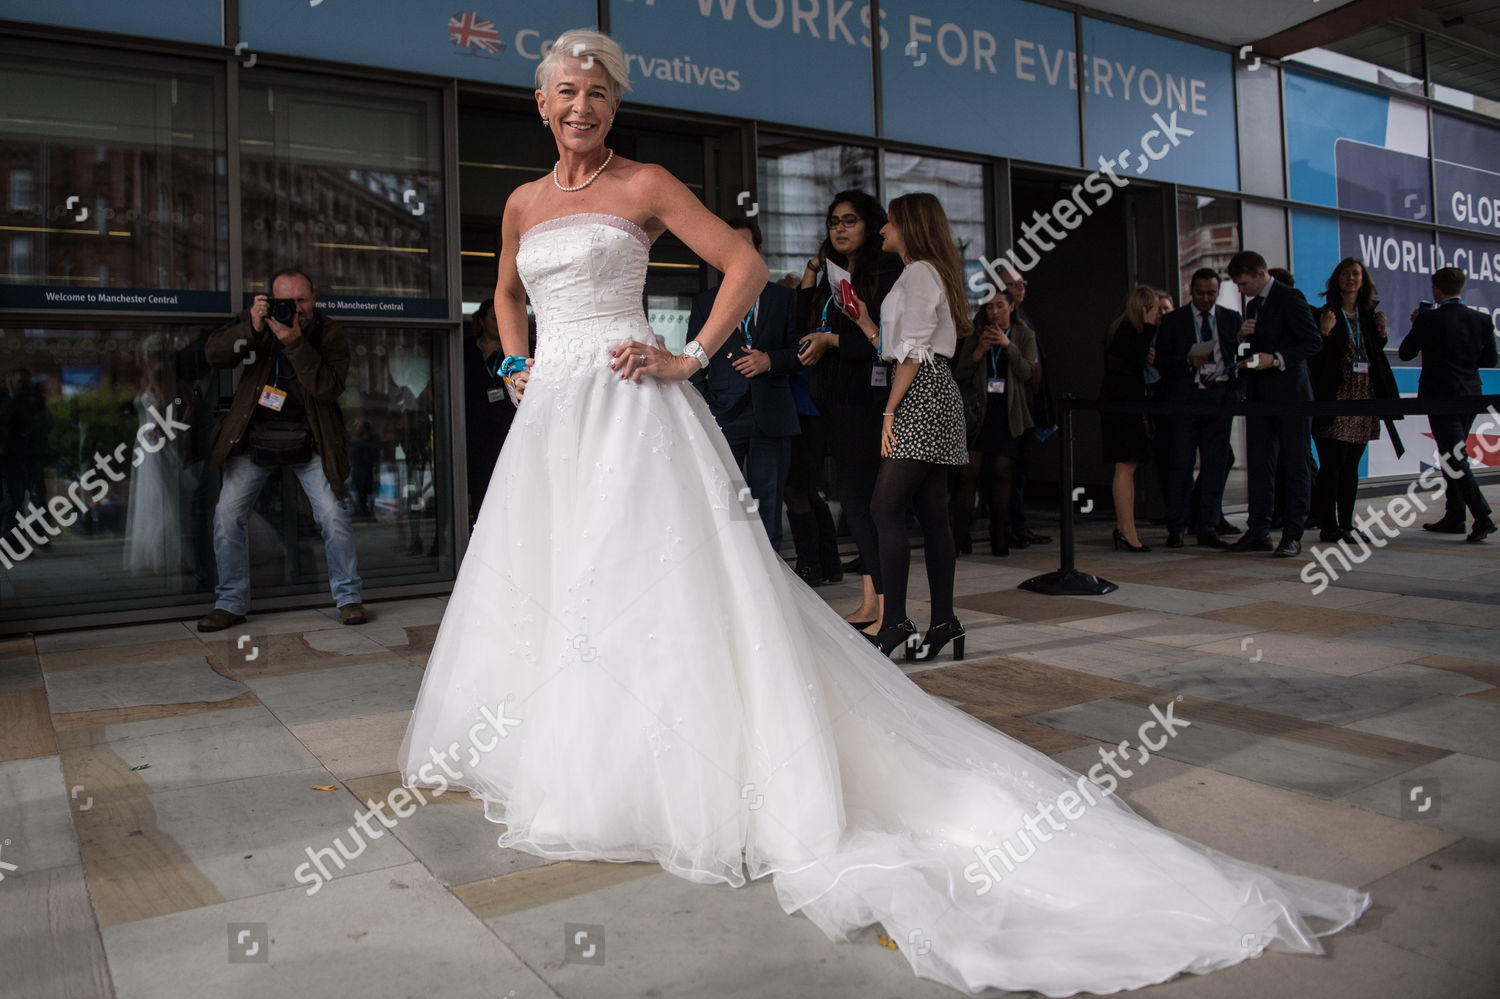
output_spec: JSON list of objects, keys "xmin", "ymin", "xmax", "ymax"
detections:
[
  {"xmin": 257, "ymin": 385, "xmax": 288, "ymax": 411},
  {"xmin": 486, "ymin": 387, "xmax": 507, "ymax": 403},
  {"xmin": 987, "ymin": 378, "xmax": 1007, "ymax": 394},
  {"xmin": 870, "ymin": 365, "xmax": 888, "ymax": 388},
  {"xmin": 1351, "ymin": 360, "xmax": 1370, "ymax": 374}
]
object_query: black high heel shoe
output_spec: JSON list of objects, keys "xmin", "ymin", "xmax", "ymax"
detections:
[
  {"xmin": 1112, "ymin": 529, "xmax": 1151, "ymax": 553},
  {"xmin": 864, "ymin": 618, "xmax": 918, "ymax": 657},
  {"xmin": 847, "ymin": 618, "xmax": 877, "ymax": 630},
  {"xmin": 909, "ymin": 619, "xmax": 965, "ymax": 663}
]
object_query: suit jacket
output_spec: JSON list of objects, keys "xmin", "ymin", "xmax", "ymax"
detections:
[
  {"xmin": 1397, "ymin": 300, "xmax": 1498, "ymax": 397},
  {"xmin": 1155, "ymin": 303, "xmax": 1242, "ymax": 401},
  {"xmin": 1240, "ymin": 279, "xmax": 1322, "ymax": 403},
  {"xmin": 688, "ymin": 280, "xmax": 801, "ymax": 438}
]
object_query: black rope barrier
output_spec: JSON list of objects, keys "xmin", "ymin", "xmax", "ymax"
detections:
[{"xmin": 1019, "ymin": 393, "xmax": 1500, "ymax": 597}]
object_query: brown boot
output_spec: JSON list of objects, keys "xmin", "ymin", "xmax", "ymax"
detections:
[
  {"xmin": 198, "ymin": 608, "xmax": 247, "ymax": 633},
  {"xmin": 339, "ymin": 603, "xmax": 368, "ymax": 626}
]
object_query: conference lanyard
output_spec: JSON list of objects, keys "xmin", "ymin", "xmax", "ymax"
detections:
[
  {"xmin": 988, "ymin": 339, "xmax": 1010, "ymax": 379},
  {"xmin": 1342, "ymin": 310, "xmax": 1363, "ymax": 355}
]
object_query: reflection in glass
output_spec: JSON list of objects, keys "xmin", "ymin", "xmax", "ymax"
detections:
[
  {"xmin": 1428, "ymin": 36, "xmax": 1500, "ymax": 120},
  {"xmin": 0, "ymin": 40, "xmax": 226, "ymax": 300},
  {"xmin": 757, "ymin": 136, "xmax": 877, "ymax": 283},
  {"xmin": 0, "ymin": 324, "xmax": 218, "ymax": 618},
  {"xmin": 1177, "ymin": 193, "xmax": 1240, "ymax": 306},
  {"xmin": 883, "ymin": 152, "xmax": 986, "ymax": 299},
  {"xmin": 0, "ymin": 323, "xmax": 455, "ymax": 624},
  {"xmin": 239, "ymin": 73, "xmax": 446, "ymax": 305}
]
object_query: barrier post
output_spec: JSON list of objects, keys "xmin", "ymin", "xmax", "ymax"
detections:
[{"xmin": 1020, "ymin": 401, "xmax": 1119, "ymax": 596}]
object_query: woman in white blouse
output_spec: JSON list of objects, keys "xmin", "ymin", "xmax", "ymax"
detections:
[{"xmin": 848, "ymin": 193, "xmax": 972, "ymax": 661}]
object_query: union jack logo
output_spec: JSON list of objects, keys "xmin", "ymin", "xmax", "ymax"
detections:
[{"xmin": 449, "ymin": 12, "xmax": 502, "ymax": 53}]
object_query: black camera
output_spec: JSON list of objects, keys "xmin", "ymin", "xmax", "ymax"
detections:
[{"xmin": 268, "ymin": 297, "xmax": 298, "ymax": 326}]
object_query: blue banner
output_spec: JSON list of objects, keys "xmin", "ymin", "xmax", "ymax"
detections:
[
  {"xmin": 608, "ymin": 0, "xmax": 876, "ymax": 135},
  {"xmin": 1080, "ymin": 18, "xmax": 1236, "ymax": 190},
  {"xmin": 1434, "ymin": 112, "xmax": 1500, "ymax": 238},
  {"xmin": 879, "ymin": 0, "xmax": 1077, "ymax": 165},
  {"xmin": 239, "ymin": 0, "xmax": 594, "ymax": 89},
  {"xmin": 0, "ymin": 0, "xmax": 222, "ymax": 46}
]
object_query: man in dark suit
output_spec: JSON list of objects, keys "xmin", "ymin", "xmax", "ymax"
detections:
[
  {"xmin": 1398, "ymin": 266, "xmax": 1498, "ymax": 543},
  {"xmin": 1156, "ymin": 268, "xmax": 1242, "ymax": 548},
  {"xmin": 1226, "ymin": 250, "xmax": 1323, "ymax": 557},
  {"xmin": 687, "ymin": 217, "xmax": 801, "ymax": 551}
]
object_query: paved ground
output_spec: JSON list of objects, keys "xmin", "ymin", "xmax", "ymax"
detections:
[{"xmin": 3, "ymin": 486, "xmax": 1498, "ymax": 999}]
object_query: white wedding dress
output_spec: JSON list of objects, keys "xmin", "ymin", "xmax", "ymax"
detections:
[{"xmin": 399, "ymin": 213, "xmax": 1369, "ymax": 996}]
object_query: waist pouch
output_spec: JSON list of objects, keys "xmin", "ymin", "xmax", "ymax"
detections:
[{"xmin": 247, "ymin": 422, "xmax": 314, "ymax": 466}]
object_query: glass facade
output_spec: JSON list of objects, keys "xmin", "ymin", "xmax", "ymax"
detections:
[
  {"xmin": 3, "ymin": 4, "xmax": 1498, "ymax": 626},
  {"xmin": 239, "ymin": 72, "xmax": 447, "ymax": 316},
  {"xmin": 1177, "ymin": 193, "xmax": 1240, "ymax": 304},
  {"xmin": 0, "ymin": 40, "xmax": 228, "ymax": 311},
  {"xmin": 756, "ymin": 136, "xmax": 877, "ymax": 285}
]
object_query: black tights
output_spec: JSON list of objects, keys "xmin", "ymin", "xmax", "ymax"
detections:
[
  {"xmin": 871, "ymin": 458, "xmax": 957, "ymax": 631},
  {"xmin": 954, "ymin": 450, "xmax": 1012, "ymax": 547},
  {"xmin": 1313, "ymin": 436, "xmax": 1367, "ymax": 532}
]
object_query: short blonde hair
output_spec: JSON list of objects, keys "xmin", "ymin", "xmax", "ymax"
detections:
[{"xmin": 535, "ymin": 29, "xmax": 631, "ymax": 98}]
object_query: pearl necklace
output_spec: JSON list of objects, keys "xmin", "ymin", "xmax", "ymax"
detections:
[{"xmin": 552, "ymin": 149, "xmax": 613, "ymax": 193}]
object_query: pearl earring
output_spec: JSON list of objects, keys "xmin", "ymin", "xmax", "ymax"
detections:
[{"xmin": 541, "ymin": 116, "xmax": 549, "ymax": 128}]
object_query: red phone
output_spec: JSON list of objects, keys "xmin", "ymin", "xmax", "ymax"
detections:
[{"xmin": 836, "ymin": 279, "xmax": 860, "ymax": 321}]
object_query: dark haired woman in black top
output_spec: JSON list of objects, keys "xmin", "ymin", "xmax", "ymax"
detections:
[{"xmin": 797, "ymin": 189, "xmax": 904, "ymax": 633}]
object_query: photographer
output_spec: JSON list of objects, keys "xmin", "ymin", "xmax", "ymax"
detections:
[{"xmin": 197, "ymin": 268, "xmax": 366, "ymax": 631}]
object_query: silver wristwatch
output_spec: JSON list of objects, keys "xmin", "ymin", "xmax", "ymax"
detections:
[{"xmin": 682, "ymin": 341, "xmax": 710, "ymax": 369}]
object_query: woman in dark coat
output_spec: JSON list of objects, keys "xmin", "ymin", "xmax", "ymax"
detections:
[
  {"xmin": 1309, "ymin": 257, "xmax": 1399, "ymax": 543},
  {"xmin": 796, "ymin": 189, "xmax": 904, "ymax": 632},
  {"xmin": 1099, "ymin": 285, "xmax": 1165, "ymax": 552}
]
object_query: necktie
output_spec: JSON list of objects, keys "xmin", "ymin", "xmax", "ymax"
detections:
[{"xmin": 1198, "ymin": 311, "xmax": 1212, "ymax": 343}]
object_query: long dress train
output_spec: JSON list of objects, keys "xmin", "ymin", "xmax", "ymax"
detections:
[{"xmin": 399, "ymin": 213, "xmax": 1368, "ymax": 996}]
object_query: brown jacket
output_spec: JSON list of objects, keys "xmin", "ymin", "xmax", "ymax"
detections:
[{"xmin": 206, "ymin": 309, "xmax": 351, "ymax": 499}]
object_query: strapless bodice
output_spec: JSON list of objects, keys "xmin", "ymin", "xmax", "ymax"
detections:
[{"xmin": 516, "ymin": 213, "xmax": 654, "ymax": 377}]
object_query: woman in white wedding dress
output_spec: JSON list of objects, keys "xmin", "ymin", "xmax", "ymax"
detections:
[{"xmin": 399, "ymin": 30, "xmax": 1369, "ymax": 996}]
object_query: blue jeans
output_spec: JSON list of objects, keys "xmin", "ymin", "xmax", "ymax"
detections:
[{"xmin": 213, "ymin": 454, "xmax": 362, "ymax": 614}]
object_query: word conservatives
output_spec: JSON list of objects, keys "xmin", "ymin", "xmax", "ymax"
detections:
[
  {"xmin": 0, "ymin": 404, "xmax": 190, "ymax": 569},
  {"xmin": 962, "ymin": 700, "xmax": 1191, "ymax": 896},
  {"xmin": 292, "ymin": 700, "xmax": 521, "ymax": 895},
  {"xmin": 626, "ymin": 52, "xmax": 741, "ymax": 90}
]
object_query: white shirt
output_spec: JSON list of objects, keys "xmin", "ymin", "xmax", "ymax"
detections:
[{"xmin": 880, "ymin": 260, "xmax": 956, "ymax": 364}]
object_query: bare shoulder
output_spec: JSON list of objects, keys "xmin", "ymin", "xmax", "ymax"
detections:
[{"xmin": 503, "ymin": 177, "xmax": 551, "ymax": 235}]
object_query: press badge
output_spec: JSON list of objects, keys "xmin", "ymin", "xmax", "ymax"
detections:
[
  {"xmin": 257, "ymin": 385, "xmax": 288, "ymax": 411},
  {"xmin": 870, "ymin": 365, "xmax": 889, "ymax": 388},
  {"xmin": 987, "ymin": 378, "xmax": 1007, "ymax": 394},
  {"xmin": 1351, "ymin": 360, "xmax": 1370, "ymax": 374},
  {"xmin": 486, "ymin": 387, "xmax": 506, "ymax": 403}
]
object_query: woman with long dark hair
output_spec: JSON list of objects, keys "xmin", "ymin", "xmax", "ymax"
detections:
[
  {"xmin": 952, "ymin": 289, "xmax": 1036, "ymax": 557},
  {"xmin": 844, "ymin": 192, "xmax": 971, "ymax": 661},
  {"xmin": 797, "ymin": 189, "xmax": 903, "ymax": 632},
  {"xmin": 1310, "ymin": 257, "xmax": 1397, "ymax": 542},
  {"xmin": 1099, "ymin": 285, "xmax": 1164, "ymax": 552}
]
